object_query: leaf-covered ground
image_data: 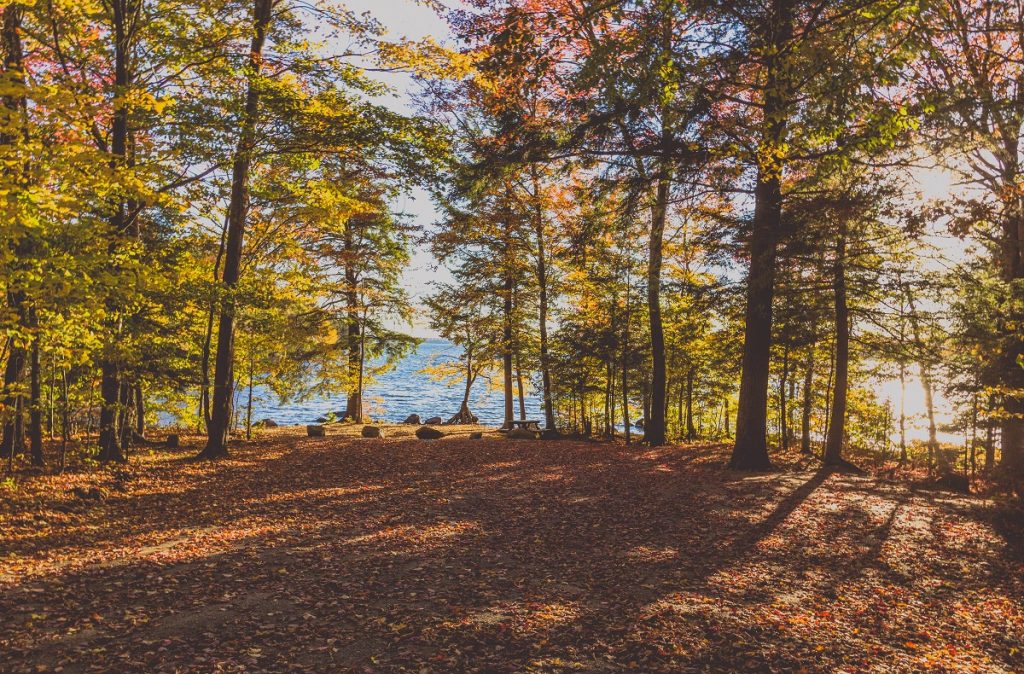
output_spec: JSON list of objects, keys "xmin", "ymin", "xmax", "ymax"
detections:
[{"xmin": 1, "ymin": 427, "xmax": 1022, "ymax": 673}]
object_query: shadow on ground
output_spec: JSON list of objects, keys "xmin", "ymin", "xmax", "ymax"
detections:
[{"xmin": 1, "ymin": 433, "xmax": 1021, "ymax": 673}]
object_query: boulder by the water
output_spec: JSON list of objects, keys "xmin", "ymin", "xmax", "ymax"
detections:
[
  {"xmin": 255, "ymin": 419, "xmax": 278, "ymax": 428},
  {"xmin": 416, "ymin": 426, "xmax": 445, "ymax": 440},
  {"xmin": 424, "ymin": 416, "xmax": 443, "ymax": 425},
  {"xmin": 306, "ymin": 424, "xmax": 326, "ymax": 437},
  {"xmin": 403, "ymin": 414, "xmax": 421, "ymax": 425},
  {"xmin": 634, "ymin": 418, "xmax": 645, "ymax": 429},
  {"xmin": 361, "ymin": 425, "xmax": 384, "ymax": 439},
  {"xmin": 508, "ymin": 428, "xmax": 537, "ymax": 440},
  {"xmin": 165, "ymin": 434, "xmax": 180, "ymax": 448},
  {"xmin": 470, "ymin": 431, "xmax": 483, "ymax": 439}
]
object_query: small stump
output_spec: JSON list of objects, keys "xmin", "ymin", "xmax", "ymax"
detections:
[
  {"xmin": 306, "ymin": 424, "xmax": 326, "ymax": 438},
  {"xmin": 165, "ymin": 434, "xmax": 180, "ymax": 448}
]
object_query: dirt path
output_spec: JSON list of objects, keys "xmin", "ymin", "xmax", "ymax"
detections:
[{"xmin": 1, "ymin": 430, "xmax": 1021, "ymax": 672}]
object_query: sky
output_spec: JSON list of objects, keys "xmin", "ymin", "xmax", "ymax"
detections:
[{"xmin": 344, "ymin": 0, "xmax": 455, "ymax": 338}]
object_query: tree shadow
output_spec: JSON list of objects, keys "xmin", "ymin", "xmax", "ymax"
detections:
[{"xmin": 2, "ymin": 438, "xmax": 1020, "ymax": 673}]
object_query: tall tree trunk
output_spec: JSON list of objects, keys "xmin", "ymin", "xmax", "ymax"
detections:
[
  {"xmin": 448, "ymin": 342, "xmax": 477, "ymax": 425},
  {"xmin": 198, "ymin": 214, "xmax": 229, "ymax": 434},
  {"xmin": 641, "ymin": 379, "xmax": 651, "ymax": 429},
  {"xmin": 47, "ymin": 356, "xmax": 54, "ymax": 439},
  {"xmin": 647, "ymin": 169, "xmax": 670, "ymax": 447},
  {"xmin": 731, "ymin": 0, "xmax": 792, "ymax": 470},
  {"xmin": 355, "ymin": 308, "xmax": 367, "ymax": 423},
  {"xmin": 116, "ymin": 380, "xmax": 132, "ymax": 460},
  {"xmin": 788, "ymin": 372, "xmax": 796, "ymax": 446},
  {"xmin": 59, "ymin": 367, "xmax": 69, "ymax": 473},
  {"xmin": 515, "ymin": 350, "xmax": 526, "ymax": 421},
  {"xmin": 920, "ymin": 364, "xmax": 939, "ymax": 465},
  {"xmin": 779, "ymin": 345, "xmax": 789, "ymax": 449},
  {"xmin": 685, "ymin": 368, "xmax": 695, "ymax": 441},
  {"xmin": 800, "ymin": 348, "xmax": 814, "ymax": 454},
  {"xmin": 609, "ymin": 362, "xmax": 616, "ymax": 437},
  {"xmin": 724, "ymin": 397, "xmax": 730, "ymax": 438},
  {"xmin": 620, "ymin": 261, "xmax": 633, "ymax": 444},
  {"xmin": 985, "ymin": 393, "xmax": 996, "ymax": 471},
  {"xmin": 822, "ymin": 331, "xmax": 836, "ymax": 451},
  {"xmin": 0, "ymin": 333, "xmax": 25, "ymax": 459},
  {"xmin": 997, "ymin": 163, "xmax": 1024, "ymax": 477},
  {"xmin": 904, "ymin": 283, "xmax": 939, "ymax": 464},
  {"xmin": 245, "ymin": 347, "xmax": 254, "ymax": 440},
  {"xmin": 605, "ymin": 359, "xmax": 613, "ymax": 436},
  {"xmin": 502, "ymin": 272, "xmax": 514, "ymax": 430},
  {"xmin": 98, "ymin": 0, "xmax": 139, "ymax": 463},
  {"xmin": 1, "ymin": 4, "xmax": 30, "ymax": 462},
  {"xmin": 898, "ymin": 361, "xmax": 907, "ymax": 463},
  {"xmin": 134, "ymin": 381, "xmax": 144, "ymax": 437},
  {"xmin": 343, "ymin": 222, "xmax": 362, "ymax": 422},
  {"xmin": 676, "ymin": 377, "xmax": 684, "ymax": 440},
  {"xmin": 823, "ymin": 219, "xmax": 850, "ymax": 467},
  {"xmin": 970, "ymin": 391, "xmax": 979, "ymax": 476},
  {"xmin": 28, "ymin": 308, "xmax": 42, "ymax": 466},
  {"xmin": 97, "ymin": 362, "xmax": 124, "ymax": 462},
  {"xmin": 201, "ymin": 0, "xmax": 272, "ymax": 459},
  {"xmin": 530, "ymin": 166, "xmax": 556, "ymax": 430}
]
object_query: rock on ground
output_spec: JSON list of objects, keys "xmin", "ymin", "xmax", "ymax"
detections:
[
  {"xmin": 415, "ymin": 426, "xmax": 445, "ymax": 440},
  {"xmin": 361, "ymin": 426, "xmax": 384, "ymax": 439}
]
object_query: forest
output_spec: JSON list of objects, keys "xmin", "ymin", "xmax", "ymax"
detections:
[{"xmin": 1, "ymin": 0, "xmax": 1023, "ymax": 671}]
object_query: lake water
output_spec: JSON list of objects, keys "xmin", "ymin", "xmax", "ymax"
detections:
[{"xmin": 247, "ymin": 339, "xmax": 544, "ymax": 427}]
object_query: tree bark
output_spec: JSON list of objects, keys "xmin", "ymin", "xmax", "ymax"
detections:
[
  {"xmin": 823, "ymin": 219, "xmax": 850, "ymax": 467},
  {"xmin": 198, "ymin": 214, "xmax": 229, "ymax": 434},
  {"xmin": 59, "ymin": 367, "xmax": 69, "ymax": 473},
  {"xmin": 134, "ymin": 381, "xmax": 144, "ymax": 437},
  {"xmin": 343, "ymin": 221, "xmax": 362, "ymax": 422},
  {"xmin": 898, "ymin": 362, "xmax": 908, "ymax": 463},
  {"xmin": 515, "ymin": 350, "xmax": 526, "ymax": 421},
  {"xmin": 904, "ymin": 283, "xmax": 939, "ymax": 464},
  {"xmin": 0, "ymin": 331, "xmax": 25, "ymax": 459},
  {"xmin": 621, "ymin": 276, "xmax": 632, "ymax": 445},
  {"xmin": 646, "ymin": 169, "xmax": 671, "ymax": 446},
  {"xmin": 779, "ymin": 345, "xmax": 789, "ymax": 450},
  {"xmin": 448, "ymin": 342, "xmax": 478, "ymax": 424},
  {"xmin": 502, "ymin": 271, "xmax": 514, "ymax": 430},
  {"xmin": 605, "ymin": 359, "xmax": 613, "ymax": 436},
  {"xmin": 685, "ymin": 368, "xmax": 695, "ymax": 441},
  {"xmin": 47, "ymin": 356, "xmax": 54, "ymax": 439},
  {"xmin": 822, "ymin": 331, "xmax": 836, "ymax": 451},
  {"xmin": 28, "ymin": 308, "xmax": 42, "ymax": 466},
  {"xmin": 98, "ymin": 0, "xmax": 138, "ymax": 463},
  {"xmin": 1, "ymin": 4, "xmax": 30, "ymax": 462},
  {"xmin": 997, "ymin": 199, "xmax": 1024, "ymax": 476},
  {"xmin": 201, "ymin": 0, "xmax": 272, "ymax": 458},
  {"xmin": 801, "ymin": 349, "xmax": 814, "ymax": 454},
  {"xmin": 730, "ymin": 0, "xmax": 792, "ymax": 470},
  {"xmin": 530, "ymin": 166, "xmax": 556, "ymax": 430}
]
